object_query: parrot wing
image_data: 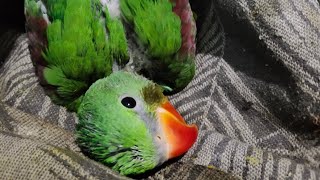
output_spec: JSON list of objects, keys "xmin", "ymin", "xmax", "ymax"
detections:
[
  {"xmin": 119, "ymin": 0, "xmax": 197, "ymax": 93},
  {"xmin": 25, "ymin": 0, "xmax": 129, "ymax": 111}
]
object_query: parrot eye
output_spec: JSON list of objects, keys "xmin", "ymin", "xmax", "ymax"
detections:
[{"xmin": 121, "ymin": 97, "xmax": 136, "ymax": 108}]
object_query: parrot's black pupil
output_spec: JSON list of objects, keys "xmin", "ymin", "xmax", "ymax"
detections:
[{"xmin": 121, "ymin": 97, "xmax": 136, "ymax": 108}]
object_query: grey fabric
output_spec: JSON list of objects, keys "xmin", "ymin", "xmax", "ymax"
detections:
[
  {"xmin": 0, "ymin": 103, "xmax": 127, "ymax": 180},
  {"xmin": 1, "ymin": 0, "xmax": 320, "ymax": 179}
]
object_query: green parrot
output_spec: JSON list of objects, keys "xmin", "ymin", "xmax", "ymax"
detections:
[{"xmin": 24, "ymin": 0, "xmax": 198, "ymax": 175}]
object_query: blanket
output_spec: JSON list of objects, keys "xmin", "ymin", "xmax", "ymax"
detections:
[{"xmin": 0, "ymin": 0, "xmax": 319, "ymax": 179}]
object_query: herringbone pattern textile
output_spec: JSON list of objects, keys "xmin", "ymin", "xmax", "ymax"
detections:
[{"xmin": 0, "ymin": 0, "xmax": 319, "ymax": 179}]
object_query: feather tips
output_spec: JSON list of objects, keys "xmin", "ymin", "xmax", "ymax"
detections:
[
  {"xmin": 25, "ymin": 0, "xmax": 129, "ymax": 111},
  {"xmin": 25, "ymin": 0, "xmax": 197, "ymax": 109},
  {"xmin": 120, "ymin": 0, "xmax": 182, "ymax": 58},
  {"xmin": 119, "ymin": 0, "xmax": 196, "ymax": 92}
]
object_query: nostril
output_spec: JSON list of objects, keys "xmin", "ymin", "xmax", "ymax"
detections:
[{"xmin": 157, "ymin": 136, "xmax": 161, "ymax": 140}]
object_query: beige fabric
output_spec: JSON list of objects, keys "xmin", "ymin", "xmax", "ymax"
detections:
[
  {"xmin": 0, "ymin": 0, "xmax": 320, "ymax": 179},
  {"xmin": 0, "ymin": 103, "xmax": 128, "ymax": 179}
]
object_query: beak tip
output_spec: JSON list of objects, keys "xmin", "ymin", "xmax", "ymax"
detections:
[
  {"xmin": 158, "ymin": 101, "xmax": 199, "ymax": 159},
  {"xmin": 168, "ymin": 123, "xmax": 198, "ymax": 159}
]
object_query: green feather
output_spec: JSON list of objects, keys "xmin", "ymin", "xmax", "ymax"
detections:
[
  {"xmin": 44, "ymin": 0, "xmax": 67, "ymax": 20},
  {"xmin": 105, "ymin": 8, "xmax": 129, "ymax": 65},
  {"xmin": 119, "ymin": 0, "xmax": 195, "ymax": 92},
  {"xmin": 169, "ymin": 58, "xmax": 195, "ymax": 90},
  {"xmin": 43, "ymin": 66, "xmax": 86, "ymax": 109},
  {"xmin": 40, "ymin": 0, "xmax": 129, "ymax": 111},
  {"xmin": 120, "ymin": 0, "xmax": 181, "ymax": 58},
  {"xmin": 77, "ymin": 72, "xmax": 161, "ymax": 175},
  {"xmin": 25, "ymin": 0, "xmax": 42, "ymax": 17}
]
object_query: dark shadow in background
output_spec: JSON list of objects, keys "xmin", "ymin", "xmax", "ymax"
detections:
[
  {"xmin": 212, "ymin": 2, "xmax": 318, "ymax": 135},
  {"xmin": 0, "ymin": 0, "xmax": 25, "ymax": 64},
  {"xmin": 0, "ymin": 0, "xmax": 25, "ymax": 31}
]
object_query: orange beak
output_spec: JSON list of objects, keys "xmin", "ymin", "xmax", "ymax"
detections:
[{"xmin": 157, "ymin": 100, "xmax": 198, "ymax": 159}]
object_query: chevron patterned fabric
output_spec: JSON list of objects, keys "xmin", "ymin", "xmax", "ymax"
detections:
[{"xmin": 0, "ymin": 0, "xmax": 319, "ymax": 179}]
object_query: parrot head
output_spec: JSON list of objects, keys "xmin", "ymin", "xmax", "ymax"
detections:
[{"xmin": 76, "ymin": 71, "xmax": 198, "ymax": 175}]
